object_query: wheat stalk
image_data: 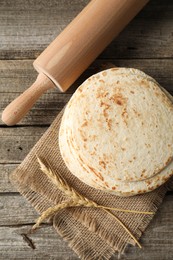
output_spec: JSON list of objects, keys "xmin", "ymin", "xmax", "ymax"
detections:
[
  {"xmin": 35, "ymin": 157, "xmax": 154, "ymax": 248},
  {"xmin": 102, "ymin": 208, "xmax": 142, "ymax": 248},
  {"xmin": 32, "ymin": 200, "xmax": 74, "ymax": 230},
  {"xmin": 37, "ymin": 157, "xmax": 97, "ymax": 208},
  {"xmin": 37, "ymin": 157, "xmax": 153, "ymax": 215}
]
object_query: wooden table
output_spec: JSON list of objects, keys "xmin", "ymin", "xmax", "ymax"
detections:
[{"xmin": 0, "ymin": 0, "xmax": 173, "ymax": 259}]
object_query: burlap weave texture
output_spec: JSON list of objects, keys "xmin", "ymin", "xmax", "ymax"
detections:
[{"xmin": 10, "ymin": 108, "xmax": 172, "ymax": 260}]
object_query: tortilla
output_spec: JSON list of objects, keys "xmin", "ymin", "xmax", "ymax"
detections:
[{"xmin": 59, "ymin": 68, "xmax": 173, "ymax": 196}]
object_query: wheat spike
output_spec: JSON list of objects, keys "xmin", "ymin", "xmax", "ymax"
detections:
[
  {"xmin": 32, "ymin": 200, "xmax": 76, "ymax": 230},
  {"xmin": 36, "ymin": 157, "xmax": 154, "ymax": 248},
  {"xmin": 37, "ymin": 157, "xmax": 97, "ymax": 207},
  {"xmin": 37, "ymin": 157, "xmax": 153, "ymax": 215}
]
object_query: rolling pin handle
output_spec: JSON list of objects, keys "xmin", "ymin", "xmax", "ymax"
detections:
[{"xmin": 1, "ymin": 73, "xmax": 55, "ymax": 126}]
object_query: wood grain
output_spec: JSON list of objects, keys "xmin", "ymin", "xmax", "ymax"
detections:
[
  {"xmin": 0, "ymin": 164, "xmax": 18, "ymax": 192},
  {"xmin": 0, "ymin": 126, "xmax": 47, "ymax": 163},
  {"xmin": 0, "ymin": 195, "xmax": 38, "ymax": 225},
  {"xmin": 0, "ymin": 59, "xmax": 173, "ymax": 126},
  {"xmin": 0, "ymin": 225, "xmax": 78, "ymax": 259},
  {"xmin": 1, "ymin": 0, "xmax": 173, "ymax": 259},
  {"xmin": 0, "ymin": 0, "xmax": 173, "ymax": 60},
  {"xmin": 1, "ymin": 59, "xmax": 173, "ymax": 95},
  {"xmin": 0, "ymin": 194, "xmax": 173, "ymax": 259}
]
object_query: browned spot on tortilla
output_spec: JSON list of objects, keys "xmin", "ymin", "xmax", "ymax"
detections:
[
  {"xmin": 110, "ymin": 93, "xmax": 127, "ymax": 106},
  {"xmin": 155, "ymin": 90, "xmax": 162, "ymax": 97},
  {"xmin": 165, "ymin": 156, "xmax": 172, "ymax": 166},
  {"xmin": 90, "ymin": 151, "xmax": 96, "ymax": 156},
  {"xmin": 79, "ymin": 129, "xmax": 87, "ymax": 142},
  {"xmin": 106, "ymin": 118, "xmax": 112, "ymax": 130},
  {"xmin": 78, "ymin": 93, "xmax": 85, "ymax": 99},
  {"xmin": 121, "ymin": 108, "xmax": 128, "ymax": 125},
  {"xmin": 67, "ymin": 137, "xmax": 76, "ymax": 150},
  {"xmin": 143, "ymin": 174, "xmax": 148, "ymax": 179},
  {"xmin": 112, "ymin": 186, "xmax": 116, "ymax": 190},
  {"xmin": 130, "ymin": 91, "xmax": 134, "ymax": 94},
  {"xmin": 121, "ymin": 147, "xmax": 126, "ymax": 151},
  {"xmin": 103, "ymin": 110, "xmax": 108, "ymax": 118},
  {"xmin": 99, "ymin": 79, "xmax": 105, "ymax": 83},
  {"xmin": 100, "ymin": 101, "xmax": 111, "ymax": 118},
  {"xmin": 96, "ymin": 90, "xmax": 109, "ymax": 99},
  {"xmin": 67, "ymin": 137, "xmax": 78, "ymax": 154},
  {"xmin": 133, "ymin": 108, "xmax": 140, "ymax": 117},
  {"xmin": 141, "ymin": 169, "xmax": 146, "ymax": 178},
  {"xmin": 145, "ymin": 143, "xmax": 151, "ymax": 148},
  {"xmin": 121, "ymin": 108, "xmax": 128, "ymax": 119},
  {"xmin": 92, "ymin": 135, "xmax": 97, "ymax": 141},
  {"xmin": 129, "ymin": 160, "xmax": 132, "ymax": 163},
  {"xmin": 102, "ymin": 71, "xmax": 107, "ymax": 76},
  {"xmin": 96, "ymin": 93, "xmax": 102, "ymax": 99},
  {"xmin": 133, "ymin": 156, "xmax": 136, "ymax": 160},
  {"xmin": 99, "ymin": 160, "xmax": 106, "ymax": 169},
  {"xmin": 162, "ymin": 175, "xmax": 169, "ymax": 181},
  {"xmin": 146, "ymin": 180, "xmax": 151, "ymax": 185},
  {"xmin": 117, "ymin": 100, "xmax": 123, "ymax": 105},
  {"xmin": 80, "ymin": 163, "xmax": 88, "ymax": 172},
  {"xmin": 88, "ymin": 166, "xmax": 104, "ymax": 181},
  {"xmin": 100, "ymin": 101, "xmax": 110, "ymax": 108},
  {"xmin": 104, "ymin": 182, "xmax": 109, "ymax": 188},
  {"xmin": 102, "ymin": 153, "xmax": 109, "ymax": 164},
  {"xmin": 111, "ymin": 68, "xmax": 119, "ymax": 71},
  {"xmin": 81, "ymin": 121, "xmax": 88, "ymax": 127},
  {"xmin": 78, "ymin": 88, "xmax": 82, "ymax": 93},
  {"xmin": 116, "ymin": 80, "xmax": 120, "ymax": 84},
  {"xmin": 78, "ymin": 155, "xmax": 85, "ymax": 165}
]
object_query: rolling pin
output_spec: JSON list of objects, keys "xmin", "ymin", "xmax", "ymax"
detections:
[{"xmin": 2, "ymin": 0, "xmax": 149, "ymax": 126}]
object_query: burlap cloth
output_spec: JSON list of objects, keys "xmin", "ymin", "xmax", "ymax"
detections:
[{"xmin": 10, "ymin": 108, "xmax": 173, "ymax": 260}]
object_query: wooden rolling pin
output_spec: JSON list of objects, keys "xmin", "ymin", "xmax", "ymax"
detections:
[{"xmin": 2, "ymin": 0, "xmax": 149, "ymax": 126}]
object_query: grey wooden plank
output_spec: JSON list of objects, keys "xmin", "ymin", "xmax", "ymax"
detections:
[
  {"xmin": 0, "ymin": 225, "xmax": 78, "ymax": 259},
  {"xmin": 112, "ymin": 194, "xmax": 173, "ymax": 260},
  {"xmin": 0, "ymin": 126, "xmax": 47, "ymax": 163},
  {"xmin": 0, "ymin": 164, "xmax": 17, "ymax": 192},
  {"xmin": 0, "ymin": 0, "xmax": 89, "ymax": 60},
  {"xmin": 0, "ymin": 194, "xmax": 38, "ymax": 225},
  {"xmin": 1, "ymin": 59, "xmax": 173, "ymax": 94},
  {"xmin": 0, "ymin": 0, "xmax": 173, "ymax": 59},
  {"xmin": 0, "ymin": 92, "xmax": 71, "ymax": 126},
  {"xmin": 0, "ymin": 193, "xmax": 173, "ymax": 259},
  {"xmin": 0, "ymin": 59, "xmax": 173, "ymax": 125}
]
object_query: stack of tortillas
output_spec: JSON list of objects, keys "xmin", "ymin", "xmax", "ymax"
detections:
[{"xmin": 59, "ymin": 68, "xmax": 173, "ymax": 196}]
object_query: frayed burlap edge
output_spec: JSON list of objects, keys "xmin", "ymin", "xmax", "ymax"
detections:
[{"xmin": 10, "ymin": 107, "xmax": 173, "ymax": 260}]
